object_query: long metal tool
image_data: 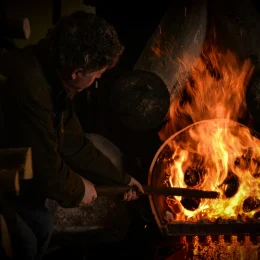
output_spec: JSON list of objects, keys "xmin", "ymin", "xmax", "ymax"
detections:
[{"xmin": 95, "ymin": 185, "xmax": 219, "ymax": 199}]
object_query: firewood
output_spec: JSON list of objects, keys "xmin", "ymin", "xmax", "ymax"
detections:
[{"xmin": 0, "ymin": 147, "xmax": 33, "ymax": 194}]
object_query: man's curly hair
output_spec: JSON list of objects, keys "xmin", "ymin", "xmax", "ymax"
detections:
[{"xmin": 44, "ymin": 11, "xmax": 124, "ymax": 73}]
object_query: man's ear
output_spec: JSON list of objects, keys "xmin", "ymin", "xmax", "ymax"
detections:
[{"xmin": 71, "ymin": 68, "xmax": 84, "ymax": 80}]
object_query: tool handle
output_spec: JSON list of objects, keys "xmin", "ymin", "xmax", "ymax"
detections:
[
  {"xmin": 95, "ymin": 185, "xmax": 219, "ymax": 198},
  {"xmin": 95, "ymin": 185, "xmax": 135, "ymax": 196}
]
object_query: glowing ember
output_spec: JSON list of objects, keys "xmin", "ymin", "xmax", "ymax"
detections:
[{"xmin": 154, "ymin": 38, "xmax": 260, "ymax": 222}]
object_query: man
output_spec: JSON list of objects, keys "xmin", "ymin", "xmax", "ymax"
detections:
[{"xmin": 0, "ymin": 11, "xmax": 143, "ymax": 260}]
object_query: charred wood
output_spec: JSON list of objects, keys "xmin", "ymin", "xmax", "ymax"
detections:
[
  {"xmin": 180, "ymin": 197, "xmax": 201, "ymax": 211},
  {"xmin": 221, "ymin": 171, "xmax": 240, "ymax": 198},
  {"xmin": 242, "ymin": 196, "xmax": 260, "ymax": 213},
  {"xmin": 184, "ymin": 166, "xmax": 206, "ymax": 187}
]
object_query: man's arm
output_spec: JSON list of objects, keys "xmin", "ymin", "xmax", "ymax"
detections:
[
  {"xmin": 2, "ymin": 81, "xmax": 85, "ymax": 208},
  {"xmin": 60, "ymin": 108, "xmax": 132, "ymax": 186}
]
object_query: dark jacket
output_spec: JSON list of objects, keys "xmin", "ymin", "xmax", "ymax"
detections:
[{"xmin": 0, "ymin": 45, "xmax": 131, "ymax": 208}]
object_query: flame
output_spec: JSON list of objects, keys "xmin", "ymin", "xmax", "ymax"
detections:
[
  {"xmin": 157, "ymin": 38, "xmax": 260, "ymax": 222},
  {"xmin": 159, "ymin": 43, "xmax": 254, "ymax": 139},
  {"xmin": 164, "ymin": 119, "xmax": 260, "ymax": 221}
]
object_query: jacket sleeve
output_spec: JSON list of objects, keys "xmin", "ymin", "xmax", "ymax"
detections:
[
  {"xmin": 2, "ymin": 82, "xmax": 85, "ymax": 208},
  {"xmin": 61, "ymin": 107, "xmax": 131, "ymax": 186}
]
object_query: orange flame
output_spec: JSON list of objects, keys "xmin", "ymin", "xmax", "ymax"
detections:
[
  {"xmin": 164, "ymin": 119, "xmax": 260, "ymax": 221},
  {"xmin": 158, "ymin": 39, "xmax": 260, "ymax": 222},
  {"xmin": 159, "ymin": 44, "xmax": 254, "ymax": 140}
]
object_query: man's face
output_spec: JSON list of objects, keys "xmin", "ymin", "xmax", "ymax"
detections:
[{"xmin": 64, "ymin": 67, "xmax": 107, "ymax": 93}]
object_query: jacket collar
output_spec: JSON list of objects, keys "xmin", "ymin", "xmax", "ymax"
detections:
[{"xmin": 33, "ymin": 42, "xmax": 71, "ymax": 111}]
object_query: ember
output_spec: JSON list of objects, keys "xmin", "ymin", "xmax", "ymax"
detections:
[{"xmin": 191, "ymin": 235, "xmax": 260, "ymax": 259}]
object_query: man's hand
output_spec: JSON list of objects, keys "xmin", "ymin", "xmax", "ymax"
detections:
[
  {"xmin": 79, "ymin": 177, "xmax": 97, "ymax": 206},
  {"xmin": 123, "ymin": 176, "xmax": 144, "ymax": 201}
]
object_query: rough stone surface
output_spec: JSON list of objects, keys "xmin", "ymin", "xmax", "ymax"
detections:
[{"xmin": 46, "ymin": 196, "xmax": 129, "ymax": 240}]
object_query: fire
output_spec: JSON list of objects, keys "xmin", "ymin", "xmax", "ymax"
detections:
[
  {"xmin": 157, "ymin": 40, "xmax": 260, "ymax": 222},
  {"xmin": 163, "ymin": 119, "xmax": 260, "ymax": 221},
  {"xmin": 159, "ymin": 43, "xmax": 254, "ymax": 139}
]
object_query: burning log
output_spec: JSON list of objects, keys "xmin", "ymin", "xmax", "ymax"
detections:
[
  {"xmin": 184, "ymin": 166, "xmax": 206, "ymax": 187},
  {"xmin": 221, "ymin": 171, "xmax": 240, "ymax": 198},
  {"xmin": 242, "ymin": 197, "xmax": 260, "ymax": 213},
  {"xmin": 180, "ymin": 197, "xmax": 201, "ymax": 211},
  {"xmin": 182, "ymin": 152, "xmax": 207, "ymax": 188}
]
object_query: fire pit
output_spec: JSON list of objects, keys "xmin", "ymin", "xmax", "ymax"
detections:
[
  {"xmin": 147, "ymin": 119, "xmax": 260, "ymax": 259},
  {"xmin": 141, "ymin": 2, "xmax": 260, "ymax": 257},
  {"xmin": 148, "ymin": 118, "xmax": 260, "ymax": 236}
]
